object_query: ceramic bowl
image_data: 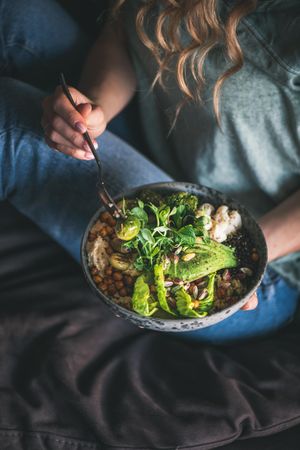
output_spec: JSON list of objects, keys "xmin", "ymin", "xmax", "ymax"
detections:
[{"xmin": 81, "ymin": 182, "xmax": 267, "ymax": 332}]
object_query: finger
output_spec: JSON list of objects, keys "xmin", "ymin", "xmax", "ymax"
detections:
[
  {"xmin": 77, "ymin": 102, "xmax": 92, "ymax": 119},
  {"xmin": 86, "ymin": 104, "xmax": 106, "ymax": 134},
  {"xmin": 53, "ymin": 86, "xmax": 87, "ymax": 133},
  {"xmin": 44, "ymin": 136, "xmax": 94, "ymax": 161},
  {"xmin": 77, "ymin": 103, "xmax": 106, "ymax": 136},
  {"xmin": 241, "ymin": 292, "xmax": 258, "ymax": 311},
  {"xmin": 44, "ymin": 113, "xmax": 98, "ymax": 151}
]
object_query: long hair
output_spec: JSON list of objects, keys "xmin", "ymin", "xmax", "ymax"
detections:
[{"xmin": 113, "ymin": 0, "xmax": 258, "ymax": 123}]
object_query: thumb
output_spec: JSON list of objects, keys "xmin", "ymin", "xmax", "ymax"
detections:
[
  {"xmin": 241, "ymin": 292, "xmax": 258, "ymax": 311},
  {"xmin": 77, "ymin": 103, "xmax": 92, "ymax": 120}
]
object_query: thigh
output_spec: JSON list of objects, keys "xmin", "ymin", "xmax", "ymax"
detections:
[
  {"xmin": 0, "ymin": 0, "xmax": 91, "ymax": 88},
  {"xmin": 0, "ymin": 77, "xmax": 173, "ymax": 261}
]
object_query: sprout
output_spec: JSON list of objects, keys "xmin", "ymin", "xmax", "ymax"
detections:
[
  {"xmin": 109, "ymin": 253, "xmax": 131, "ymax": 271},
  {"xmin": 116, "ymin": 216, "xmax": 141, "ymax": 241}
]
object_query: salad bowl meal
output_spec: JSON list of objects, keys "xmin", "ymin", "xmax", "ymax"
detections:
[{"xmin": 81, "ymin": 182, "xmax": 267, "ymax": 332}]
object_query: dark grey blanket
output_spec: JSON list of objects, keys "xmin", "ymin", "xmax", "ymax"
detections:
[{"xmin": 1, "ymin": 201, "xmax": 300, "ymax": 450}]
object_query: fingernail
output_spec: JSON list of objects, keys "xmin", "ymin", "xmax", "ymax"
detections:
[
  {"xmin": 83, "ymin": 141, "xmax": 98, "ymax": 151},
  {"xmin": 75, "ymin": 122, "xmax": 86, "ymax": 133},
  {"xmin": 85, "ymin": 152, "xmax": 94, "ymax": 160}
]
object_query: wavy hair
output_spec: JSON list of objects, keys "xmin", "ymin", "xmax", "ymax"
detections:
[{"xmin": 113, "ymin": 0, "xmax": 257, "ymax": 123}]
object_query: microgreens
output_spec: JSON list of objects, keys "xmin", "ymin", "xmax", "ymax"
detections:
[{"xmin": 122, "ymin": 196, "xmax": 202, "ymax": 271}]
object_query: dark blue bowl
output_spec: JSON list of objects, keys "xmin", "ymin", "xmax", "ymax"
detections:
[{"xmin": 81, "ymin": 182, "xmax": 267, "ymax": 332}]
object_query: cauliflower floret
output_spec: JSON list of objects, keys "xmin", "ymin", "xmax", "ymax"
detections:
[
  {"xmin": 214, "ymin": 205, "xmax": 230, "ymax": 222},
  {"xmin": 209, "ymin": 206, "xmax": 242, "ymax": 242},
  {"xmin": 209, "ymin": 221, "xmax": 228, "ymax": 242},
  {"xmin": 226, "ymin": 210, "xmax": 242, "ymax": 235},
  {"xmin": 87, "ymin": 236, "xmax": 109, "ymax": 275},
  {"xmin": 196, "ymin": 203, "xmax": 215, "ymax": 218}
]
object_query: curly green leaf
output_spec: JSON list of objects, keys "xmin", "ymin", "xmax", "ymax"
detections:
[
  {"xmin": 175, "ymin": 287, "xmax": 207, "ymax": 318},
  {"xmin": 154, "ymin": 263, "xmax": 176, "ymax": 316}
]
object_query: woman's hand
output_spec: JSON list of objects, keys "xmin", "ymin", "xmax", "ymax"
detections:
[{"xmin": 41, "ymin": 86, "xmax": 107, "ymax": 160}]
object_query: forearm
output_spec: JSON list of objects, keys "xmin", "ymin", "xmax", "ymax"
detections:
[
  {"xmin": 78, "ymin": 22, "xmax": 137, "ymax": 123},
  {"xmin": 259, "ymin": 188, "xmax": 300, "ymax": 262}
]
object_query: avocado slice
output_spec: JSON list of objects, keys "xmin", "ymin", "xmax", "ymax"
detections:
[{"xmin": 166, "ymin": 240, "xmax": 237, "ymax": 282}]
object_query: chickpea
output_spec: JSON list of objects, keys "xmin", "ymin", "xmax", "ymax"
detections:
[
  {"xmin": 105, "ymin": 266, "xmax": 113, "ymax": 276},
  {"xmin": 113, "ymin": 272, "xmax": 123, "ymax": 281},
  {"xmin": 99, "ymin": 228, "xmax": 107, "ymax": 237},
  {"xmin": 119, "ymin": 288, "xmax": 128, "ymax": 297},
  {"xmin": 124, "ymin": 275, "xmax": 133, "ymax": 286},
  {"xmin": 107, "ymin": 217, "xmax": 117, "ymax": 227},
  {"xmin": 106, "ymin": 226, "xmax": 114, "ymax": 235},
  {"xmin": 100, "ymin": 282, "xmax": 108, "ymax": 291},
  {"xmin": 108, "ymin": 286, "xmax": 117, "ymax": 296},
  {"xmin": 107, "ymin": 278, "xmax": 114, "ymax": 285},
  {"xmin": 116, "ymin": 281, "xmax": 124, "ymax": 290},
  {"xmin": 88, "ymin": 233, "xmax": 96, "ymax": 242},
  {"xmin": 106, "ymin": 246, "xmax": 113, "ymax": 255},
  {"xmin": 93, "ymin": 275, "xmax": 102, "ymax": 284},
  {"xmin": 100, "ymin": 211, "xmax": 113, "ymax": 223}
]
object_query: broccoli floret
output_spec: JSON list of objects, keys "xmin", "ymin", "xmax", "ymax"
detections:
[
  {"xmin": 139, "ymin": 190, "xmax": 163, "ymax": 206},
  {"xmin": 166, "ymin": 192, "xmax": 198, "ymax": 212}
]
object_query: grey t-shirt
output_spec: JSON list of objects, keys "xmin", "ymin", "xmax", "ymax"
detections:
[{"xmin": 123, "ymin": 0, "xmax": 300, "ymax": 289}]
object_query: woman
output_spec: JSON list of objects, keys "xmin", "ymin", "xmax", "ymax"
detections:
[{"xmin": 1, "ymin": 0, "xmax": 299, "ymax": 343}]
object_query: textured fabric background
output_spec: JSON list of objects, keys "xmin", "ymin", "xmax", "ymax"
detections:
[{"xmin": 1, "ymin": 201, "xmax": 300, "ymax": 449}]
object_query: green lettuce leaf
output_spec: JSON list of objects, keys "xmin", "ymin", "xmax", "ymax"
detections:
[
  {"xmin": 132, "ymin": 275, "xmax": 158, "ymax": 317},
  {"xmin": 154, "ymin": 263, "xmax": 176, "ymax": 316}
]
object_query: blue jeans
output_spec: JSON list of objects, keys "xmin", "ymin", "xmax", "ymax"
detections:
[{"xmin": 0, "ymin": 0, "xmax": 299, "ymax": 344}]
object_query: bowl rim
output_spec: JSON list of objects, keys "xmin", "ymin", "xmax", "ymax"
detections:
[{"xmin": 80, "ymin": 181, "xmax": 268, "ymax": 327}]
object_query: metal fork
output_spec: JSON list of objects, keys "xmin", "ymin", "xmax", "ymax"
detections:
[{"xmin": 59, "ymin": 73, "xmax": 125, "ymax": 219}]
